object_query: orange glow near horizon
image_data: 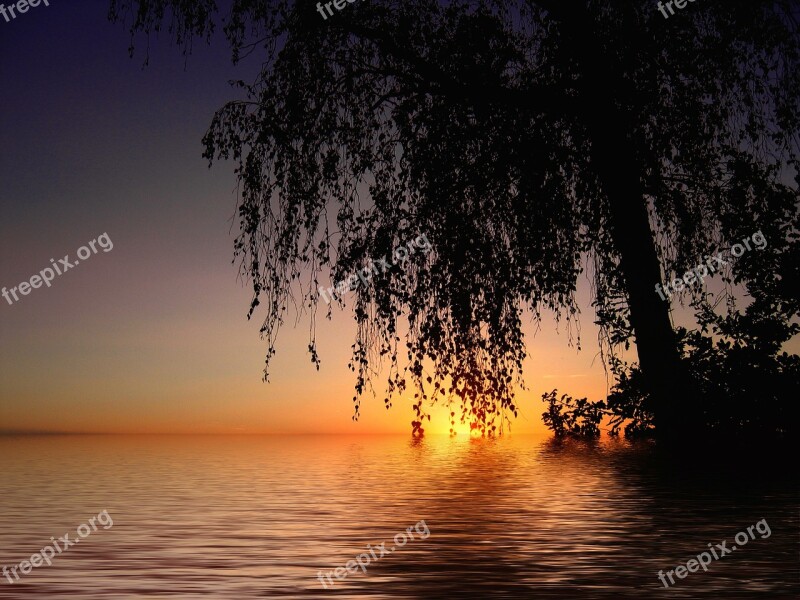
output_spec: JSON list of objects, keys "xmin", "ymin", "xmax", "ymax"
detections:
[{"xmin": 0, "ymin": 238, "xmax": 616, "ymax": 436}]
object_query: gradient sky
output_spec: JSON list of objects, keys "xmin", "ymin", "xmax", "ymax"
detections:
[{"xmin": 1, "ymin": 1, "xmax": 740, "ymax": 436}]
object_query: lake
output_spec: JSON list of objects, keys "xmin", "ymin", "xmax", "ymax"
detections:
[{"xmin": 0, "ymin": 434, "xmax": 797, "ymax": 598}]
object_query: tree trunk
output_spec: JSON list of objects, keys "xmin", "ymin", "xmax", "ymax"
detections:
[
  {"xmin": 588, "ymin": 113, "xmax": 689, "ymax": 437},
  {"xmin": 570, "ymin": 8, "xmax": 697, "ymax": 438}
]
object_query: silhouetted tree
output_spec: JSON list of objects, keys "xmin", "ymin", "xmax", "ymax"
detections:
[{"xmin": 109, "ymin": 0, "xmax": 799, "ymax": 437}]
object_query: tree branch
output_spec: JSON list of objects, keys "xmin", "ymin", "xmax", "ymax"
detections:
[{"xmin": 336, "ymin": 21, "xmax": 578, "ymax": 118}]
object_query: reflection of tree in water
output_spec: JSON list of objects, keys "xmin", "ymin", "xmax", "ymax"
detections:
[{"xmin": 324, "ymin": 436, "xmax": 799, "ymax": 598}]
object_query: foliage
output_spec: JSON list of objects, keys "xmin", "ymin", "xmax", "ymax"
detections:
[
  {"xmin": 544, "ymin": 219, "xmax": 800, "ymax": 439},
  {"xmin": 541, "ymin": 391, "xmax": 605, "ymax": 438},
  {"xmin": 109, "ymin": 0, "xmax": 800, "ymax": 435},
  {"xmin": 605, "ymin": 360, "xmax": 655, "ymax": 438}
]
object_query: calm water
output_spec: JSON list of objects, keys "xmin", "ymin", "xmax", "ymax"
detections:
[{"xmin": 0, "ymin": 435, "xmax": 797, "ymax": 598}]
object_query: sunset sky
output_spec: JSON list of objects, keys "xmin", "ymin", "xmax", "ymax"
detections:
[{"xmin": 0, "ymin": 1, "xmax": 723, "ymax": 436}]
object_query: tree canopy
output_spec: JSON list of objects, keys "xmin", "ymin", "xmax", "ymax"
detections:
[{"xmin": 110, "ymin": 0, "xmax": 799, "ymax": 437}]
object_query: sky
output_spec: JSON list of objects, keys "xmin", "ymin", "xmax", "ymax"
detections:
[{"xmin": 0, "ymin": 1, "xmax": 646, "ymax": 435}]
